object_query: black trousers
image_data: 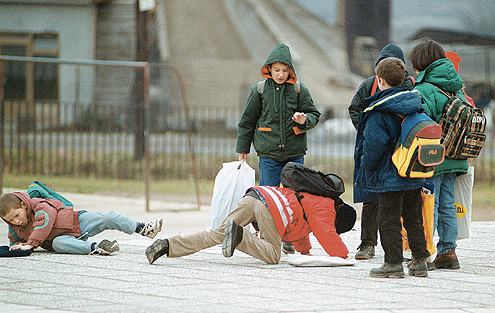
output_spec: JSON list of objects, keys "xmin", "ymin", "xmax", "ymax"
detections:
[
  {"xmin": 378, "ymin": 189, "xmax": 430, "ymax": 264},
  {"xmin": 360, "ymin": 200, "xmax": 379, "ymax": 247}
]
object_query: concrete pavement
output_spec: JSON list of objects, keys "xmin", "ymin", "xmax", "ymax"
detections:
[{"xmin": 1, "ymin": 191, "xmax": 494, "ymax": 313}]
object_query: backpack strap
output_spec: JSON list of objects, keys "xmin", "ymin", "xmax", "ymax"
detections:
[
  {"xmin": 257, "ymin": 79, "xmax": 300, "ymax": 94},
  {"xmin": 294, "ymin": 81, "xmax": 300, "ymax": 93},
  {"xmin": 371, "ymin": 76, "xmax": 378, "ymax": 96},
  {"xmin": 294, "ymin": 191, "xmax": 308, "ymax": 222},
  {"xmin": 427, "ymin": 82, "xmax": 459, "ymax": 99},
  {"xmin": 257, "ymin": 79, "xmax": 266, "ymax": 94}
]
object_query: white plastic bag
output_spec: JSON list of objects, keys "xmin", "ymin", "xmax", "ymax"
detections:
[
  {"xmin": 207, "ymin": 160, "xmax": 255, "ymax": 229},
  {"xmin": 455, "ymin": 166, "xmax": 474, "ymax": 240}
]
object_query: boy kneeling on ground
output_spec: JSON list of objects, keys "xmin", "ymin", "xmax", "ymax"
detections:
[{"xmin": 146, "ymin": 186, "xmax": 348, "ymax": 265}]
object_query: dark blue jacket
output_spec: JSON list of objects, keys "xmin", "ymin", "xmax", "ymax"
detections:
[{"xmin": 353, "ymin": 87, "xmax": 425, "ymax": 203}]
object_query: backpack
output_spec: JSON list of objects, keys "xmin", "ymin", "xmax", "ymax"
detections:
[
  {"xmin": 257, "ymin": 79, "xmax": 300, "ymax": 94},
  {"xmin": 280, "ymin": 162, "xmax": 356, "ymax": 234},
  {"xmin": 434, "ymin": 86, "xmax": 486, "ymax": 159},
  {"xmin": 391, "ymin": 112, "xmax": 445, "ymax": 178},
  {"xmin": 281, "ymin": 162, "xmax": 344, "ymax": 200},
  {"xmin": 26, "ymin": 181, "xmax": 73, "ymax": 207}
]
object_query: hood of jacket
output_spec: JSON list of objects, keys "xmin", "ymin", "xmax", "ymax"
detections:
[
  {"xmin": 415, "ymin": 58, "xmax": 463, "ymax": 93},
  {"xmin": 1, "ymin": 192, "xmax": 34, "ymax": 227},
  {"xmin": 364, "ymin": 87, "xmax": 423, "ymax": 116},
  {"xmin": 375, "ymin": 43, "xmax": 405, "ymax": 66},
  {"xmin": 261, "ymin": 43, "xmax": 297, "ymax": 84}
]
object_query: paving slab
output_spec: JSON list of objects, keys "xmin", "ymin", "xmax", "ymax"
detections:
[{"xmin": 0, "ymin": 191, "xmax": 494, "ymax": 313}]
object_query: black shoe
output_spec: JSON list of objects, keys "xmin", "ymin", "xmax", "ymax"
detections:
[
  {"xmin": 407, "ymin": 260, "xmax": 436, "ymax": 271},
  {"xmin": 355, "ymin": 245, "xmax": 375, "ymax": 260},
  {"xmin": 90, "ymin": 239, "xmax": 119, "ymax": 255},
  {"xmin": 282, "ymin": 242, "xmax": 295, "ymax": 254},
  {"xmin": 222, "ymin": 220, "xmax": 243, "ymax": 258},
  {"xmin": 146, "ymin": 239, "xmax": 169, "ymax": 264},
  {"xmin": 427, "ymin": 262, "xmax": 436, "ymax": 271},
  {"xmin": 408, "ymin": 258, "xmax": 428, "ymax": 277},
  {"xmin": 370, "ymin": 262, "xmax": 404, "ymax": 278}
]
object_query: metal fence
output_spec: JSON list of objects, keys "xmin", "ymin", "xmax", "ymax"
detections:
[{"xmin": 1, "ymin": 56, "xmax": 494, "ymax": 206}]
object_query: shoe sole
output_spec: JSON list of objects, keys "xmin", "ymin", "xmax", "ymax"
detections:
[
  {"xmin": 146, "ymin": 239, "xmax": 167, "ymax": 264},
  {"xmin": 143, "ymin": 219, "xmax": 163, "ymax": 239},
  {"xmin": 409, "ymin": 270, "xmax": 428, "ymax": 277},
  {"xmin": 435, "ymin": 263, "xmax": 460, "ymax": 270},
  {"xmin": 222, "ymin": 220, "xmax": 241, "ymax": 258},
  {"xmin": 355, "ymin": 254, "xmax": 374, "ymax": 260},
  {"xmin": 370, "ymin": 272, "xmax": 405, "ymax": 278},
  {"xmin": 98, "ymin": 240, "xmax": 120, "ymax": 255}
]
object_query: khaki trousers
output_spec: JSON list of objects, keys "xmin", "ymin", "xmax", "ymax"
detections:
[{"xmin": 168, "ymin": 196, "xmax": 282, "ymax": 264}]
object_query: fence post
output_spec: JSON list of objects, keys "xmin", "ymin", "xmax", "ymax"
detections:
[
  {"xmin": 0, "ymin": 60, "xmax": 3, "ymax": 194},
  {"xmin": 144, "ymin": 63, "xmax": 151, "ymax": 212}
]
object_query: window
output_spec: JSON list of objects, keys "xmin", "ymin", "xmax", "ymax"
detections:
[{"xmin": 0, "ymin": 32, "xmax": 59, "ymax": 101}]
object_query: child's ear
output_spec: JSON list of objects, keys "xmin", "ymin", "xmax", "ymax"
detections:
[{"xmin": 21, "ymin": 202, "xmax": 27, "ymax": 210}]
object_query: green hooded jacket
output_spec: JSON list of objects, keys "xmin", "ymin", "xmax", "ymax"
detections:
[
  {"xmin": 236, "ymin": 43, "xmax": 320, "ymax": 161},
  {"xmin": 413, "ymin": 58, "xmax": 469, "ymax": 175}
]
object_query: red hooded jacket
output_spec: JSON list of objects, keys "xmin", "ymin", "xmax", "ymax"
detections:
[
  {"xmin": 4, "ymin": 192, "xmax": 82, "ymax": 250},
  {"xmin": 250, "ymin": 187, "xmax": 348, "ymax": 258}
]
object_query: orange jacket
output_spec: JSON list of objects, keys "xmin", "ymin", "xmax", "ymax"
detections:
[
  {"xmin": 250, "ymin": 187, "xmax": 348, "ymax": 258},
  {"xmin": 4, "ymin": 192, "xmax": 82, "ymax": 250}
]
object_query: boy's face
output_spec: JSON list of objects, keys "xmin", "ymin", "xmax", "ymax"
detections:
[
  {"xmin": 270, "ymin": 62, "xmax": 290, "ymax": 84},
  {"xmin": 2, "ymin": 204, "xmax": 28, "ymax": 226}
]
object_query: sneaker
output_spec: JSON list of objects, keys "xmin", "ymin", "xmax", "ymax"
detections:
[
  {"xmin": 355, "ymin": 245, "xmax": 375, "ymax": 260},
  {"xmin": 140, "ymin": 218, "xmax": 163, "ymax": 239},
  {"xmin": 222, "ymin": 220, "xmax": 243, "ymax": 258},
  {"xmin": 90, "ymin": 239, "xmax": 120, "ymax": 255},
  {"xmin": 146, "ymin": 239, "xmax": 169, "ymax": 264},
  {"xmin": 282, "ymin": 242, "xmax": 295, "ymax": 254},
  {"xmin": 408, "ymin": 258, "xmax": 428, "ymax": 277},
  {"xmin": 370, "ymin": 262, "xmax": 404, "ymax": 278},
  {"xmin": 434, "ymin": 248, "xmax": 460, "ymax": 269}
]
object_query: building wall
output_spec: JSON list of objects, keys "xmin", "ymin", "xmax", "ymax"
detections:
[{"xmin": 0, "ymin": 2, "xmax": 96, "ymax": 105}]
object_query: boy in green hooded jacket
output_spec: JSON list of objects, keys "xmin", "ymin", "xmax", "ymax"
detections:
[{"xmin": 236, "ymin": 43, "xmax": 320, "ymax": 253}]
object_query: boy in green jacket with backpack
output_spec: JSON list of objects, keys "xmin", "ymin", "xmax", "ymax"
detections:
[{"xmin": 236, "ymin": 43, "xmax": 320, "ymax": 254}]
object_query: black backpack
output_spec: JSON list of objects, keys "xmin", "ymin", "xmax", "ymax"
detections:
[{"xmin": 280, "ymin": 162, "xmax": 356, "ymax": 234}]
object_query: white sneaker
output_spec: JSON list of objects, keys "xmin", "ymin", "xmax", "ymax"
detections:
[{"xmin": 140, "ymin": 218, "xmax": 163, "ymax": 239}]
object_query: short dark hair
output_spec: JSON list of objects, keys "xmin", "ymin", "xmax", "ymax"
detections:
[
  {"xmin": 375, "ymin": 57, "xmax": 405, "ymax": 87},
  {"xmin": 409, "ymin": 38, "xmax": 446, "ymax": 72},
  {"xmin": 0, "ymin": 193, "xmax": 22, "ymax": 217}
]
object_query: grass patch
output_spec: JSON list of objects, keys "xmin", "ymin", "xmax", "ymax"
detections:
[
  {"xmin": 2, "ymin": 174, "xmax": 214, "ymax": 200},
  {"xmin": 2, "ymin": 174, "xmax": 493, "ymax": 220}
]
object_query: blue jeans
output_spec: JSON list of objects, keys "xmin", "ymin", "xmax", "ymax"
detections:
[
  {"xmin": 51, "ymin": 211, "xmax": 137, "ymax": 254},
  {"xmin": 428, "ymin": 173, "xmax": 458, "ymax": 254},
  {"xmin": 259, "ymin": 157, "xmax": 304, "ymax": 186}
]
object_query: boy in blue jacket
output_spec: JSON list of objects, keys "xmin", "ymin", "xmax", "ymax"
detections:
[{"xmin": 353, "ymin": 57, "xmax": 430, "ymax": 278}]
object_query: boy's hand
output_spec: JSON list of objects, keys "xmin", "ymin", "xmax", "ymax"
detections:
[
  {"xmin": 10, "ymin": 243, "xmax": 33, "ymax": 251},
  {"xmin": 292, "ymin": 112, "xmax": 307, "ymax": 125},
  {"xmin": 238, "ymin": 153, "xmax": 248, "ymax": 161}
]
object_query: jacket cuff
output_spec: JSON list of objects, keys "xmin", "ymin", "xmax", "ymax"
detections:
[
  {"xmin": 26, "ymin": 239, "xmax": 40, "ymax": 248},
  {"xmin": 293, "ymin": 126, "xmax": 306, "ymax": 135}
]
